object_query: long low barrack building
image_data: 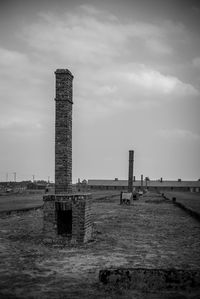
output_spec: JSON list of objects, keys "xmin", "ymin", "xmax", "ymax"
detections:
[{"xmin": 88, "ymin": 179, "xmax": 200, "ymax": 193}]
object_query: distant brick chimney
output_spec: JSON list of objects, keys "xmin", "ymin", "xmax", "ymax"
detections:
[
  {"xmin": 55, "ymin": 69, "xmax": 73, "ymax": 194},
  {"xmin": 128, "ymin": 150, "xmax": 134, "ymax": 192}
]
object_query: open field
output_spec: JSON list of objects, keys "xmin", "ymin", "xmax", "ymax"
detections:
[
  {"xmin": 0, "ymin": 190, "xmax": 119, "ymax": 212},
  {"xmin": 0, "ymin": 192, "xmax": 200, "ymax": 298},
  {"xmin": 0, "ymin": 191, "xmax": 44, "ymax": 212}
]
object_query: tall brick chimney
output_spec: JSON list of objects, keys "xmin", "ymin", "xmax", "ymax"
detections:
[
  {"xmin": 128, "ymin": 150, "xmax": 134, "ymax": 192},
  {"xmin": 43, "ymin": 69, "xmax": 93, "ymax": 245},
  {"xmin": 55, "ymin": 69, "xmax": 73, "ymax": 194}
]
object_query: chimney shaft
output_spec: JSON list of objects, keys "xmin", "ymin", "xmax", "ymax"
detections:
[
  {"xmin": 128, "ymin": 150, "xmax": 134, "ymax": 192},
  {"xmin": 55, "ymin": 69, "xmax": 73, "ymax": 194}
]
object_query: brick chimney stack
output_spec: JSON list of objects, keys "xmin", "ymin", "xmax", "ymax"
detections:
[
  {"xmin": 55, "ymin": 69, "xmax": 73, "ymax": 194},
  {"xmin": 128, "ymin": 150, "xmax": 134, "ymax": 192}
]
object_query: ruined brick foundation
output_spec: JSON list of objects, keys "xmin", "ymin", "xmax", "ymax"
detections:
[
  {"xmin": 99, "ymin": 268, "xmax": 200, "ymax": 291},
  {"xmin": 43, "ymin": 193, "xmax": 93, "ymax": 245}
]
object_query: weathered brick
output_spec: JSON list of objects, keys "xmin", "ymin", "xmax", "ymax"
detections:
[{"xmin": 55, "ymin": 69, "xmax": 73, "ymax": 194}]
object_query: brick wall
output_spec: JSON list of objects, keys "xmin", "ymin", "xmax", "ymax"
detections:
[{"xmin": 55, "ymin": 69, "xmax": 73, "ymax": 194}]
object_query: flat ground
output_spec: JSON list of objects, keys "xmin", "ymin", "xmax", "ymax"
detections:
[
  {"xmin": 0, "ymin": 190, "xmax": 119, "ymax": 212},
  {"xmin": 0, "ymin": 192, "xmax": 200, "ymax": 298},
  {"xmin": 0, "ymin": 191, "xmax": 44, "ymax": 212}
]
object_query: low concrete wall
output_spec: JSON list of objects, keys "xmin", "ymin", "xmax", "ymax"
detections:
[
  {"xmin": 163, "ymin": 193, "xmax": 200, "ymax": 222},
  {"xmin": 99, "ymin": 268, "xmax": 200, "ymax": 291},
  {"xmin": 174, "ymin": 201, "xmax": 200, "ymax": 222}
]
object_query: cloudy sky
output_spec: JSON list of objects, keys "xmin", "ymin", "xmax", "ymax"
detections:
[{"xmin": 0, "ymin": 0, "xmax": 200, "ymax": 182}]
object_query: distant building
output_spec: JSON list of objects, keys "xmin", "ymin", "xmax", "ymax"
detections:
[
  {"xmin": 88, "ymin": 179, "xmax": 200, "ymax": 193},
  {"xmin": 27, "ymin": 182, "xmax": 46, "ymax": 190},
  {"xmin": 0, "ymin": 181, "xmax": 29, "ymax": 193},
  {"xmin": 76, "ymin": 179, "xmax": 88, "ymax": 192},
  {"xmin": 27, "ymin": 181, "xmax": 53, "ymax": 190}
]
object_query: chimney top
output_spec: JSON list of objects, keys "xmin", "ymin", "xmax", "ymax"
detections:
[{"xmin": 55, "ymin": 69, "xmax": 73, "ymax": 78}]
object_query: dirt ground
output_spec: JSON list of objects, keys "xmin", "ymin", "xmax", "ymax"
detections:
[{"xmin": 0, "ymin": 192, "xmax": 200, "ymax": 298}]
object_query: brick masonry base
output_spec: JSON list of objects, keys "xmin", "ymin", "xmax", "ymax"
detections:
[
  {"xmin": 43, "ymin": 193, "xmax": 93, "ymax": 245},
  {"xmin": 99, "ymin": 268, "xmax": 200, "ymax": 291}
]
